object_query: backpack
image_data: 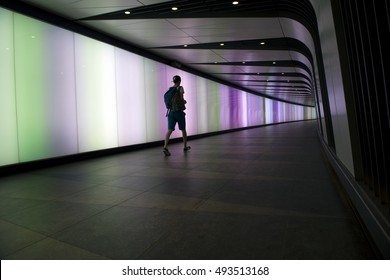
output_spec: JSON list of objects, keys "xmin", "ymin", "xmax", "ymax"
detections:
[
  {"xmin": 171, "ymin": 88, "xmax": 186, "ymax": 112},
  {"xmin": 164, "ymin": 86, "xmax": 177, "ymax": 110}
]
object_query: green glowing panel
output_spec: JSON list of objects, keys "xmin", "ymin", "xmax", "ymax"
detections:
[
  {"xmin": 14, "ymin": 14, "xmax": 78, "ymax": 162},
  {"xmin": 206, "ymin": 82, "xmax": 220, "ymax": 132},
  {"xmin": 0, "ymin": 8, "xmax": 19, "ymax": 165}
]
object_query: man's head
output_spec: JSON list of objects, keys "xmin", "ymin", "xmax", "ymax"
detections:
[{"xmin": 173, "ymin": 75, "xmax": 181, "ymax": 84}]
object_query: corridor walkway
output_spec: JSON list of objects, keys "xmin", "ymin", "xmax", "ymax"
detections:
[{"xmin": 0, "ymin": 121, "xmax": 375, "ymax": 259}]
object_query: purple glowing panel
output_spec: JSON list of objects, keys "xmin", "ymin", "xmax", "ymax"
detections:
[
  {"xmin": 219, "ymin": 85, "xmax": 231, "ymax": 130},
  {"xmin": 247, "ymin": 94, "xmax": 265, "ymax": 126},
  {"xmin": 115, "ymin": 48, "xmax": 147, "ymax": 146}
]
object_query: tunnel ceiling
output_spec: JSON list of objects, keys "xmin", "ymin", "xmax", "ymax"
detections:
[{"xmin": 15, "ymin": 0, "xmax": 320, "ymax": 107}]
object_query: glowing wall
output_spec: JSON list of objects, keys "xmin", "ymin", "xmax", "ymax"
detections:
[
  {"xmin": 0, "ymin": 9, "xmax": 18, "ymax": 166},
  {"xmin": 0, "ymin": 8, "xmax": 316, "ymax": 167}
]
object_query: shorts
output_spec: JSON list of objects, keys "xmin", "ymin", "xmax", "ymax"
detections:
[{"xmin": 168, "ymin": 111, "xmax": 186, "ymax": 131}]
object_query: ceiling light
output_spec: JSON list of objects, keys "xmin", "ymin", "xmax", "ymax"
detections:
[
  {"xmin": 184, "ymin": 44, "xmax": 188, "ymax": 47},
  {"xmin": 172, "ymin": 7, "xmax": 178, "ymax": 11},
  {"xmin": 220, "ymin": 43, "xmax": 225, "ymax": 46},
  {"xmin": 273, "ymin": 61, "xmax": 276, "ymax": 64},
  {"xmin": 124, "ymin": 11, "xmax": 131, "ymax": 15},
  {"xmin": 232, "ymin": 1, "xmax": 239, "ymax": 5},
  {"xmin": 260, "ymin": 42, "xmax": 265, "ymax": 45},
  {"xmin": 242, "ymin": 61, "xmax": 246, "ymax": 64}
]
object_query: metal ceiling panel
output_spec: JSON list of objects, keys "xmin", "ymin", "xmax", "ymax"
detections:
[
  {"xmin": 149, "ymin": 49, "xmax": 224, "ymax": 63},
  {"xmin": 22, "ymin": 0, "xmax": 142, "ymax": 18}
]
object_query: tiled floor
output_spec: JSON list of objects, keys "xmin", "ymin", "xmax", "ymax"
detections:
[{"xmin": 0, "ymin": 121, "xmax": 376, "ymax": 259}]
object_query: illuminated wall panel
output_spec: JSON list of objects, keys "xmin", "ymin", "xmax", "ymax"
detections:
[
  {"xmin": 306, "ymin": 106, "xmax": 316, "ymax": 119},
  {"xmin": 265, "ymin": 99, "xmax": 273, "ymax": 124},
  {"xmin": 218, "ymin": 85, "xmax": 231, "ymax": 130},
  {"xmin": 278, "ymin": 102, "xmax": 284, "ymax": 122},
  {"xmin": 231, "ymin": 88, "xmax": 242, "ymax": 128},
  {"xmin": 14, "ymin": 14, "xmax": 78, "ymax": 162},
  {"xmin": 75, "ymin": 34, "xmax": 118, "ymax": 152},
  {"xmin": 206, "ymin": 81, "xmax": 220, "ymax": 132},
  {"xmin": 115, "ymin": 48, "xmax": 147, "ymax": 146},
  {"xmin": 179, "ymin": 71, "xmax": 198, "ymax": 136},
  {"xmin": 0, "ymin": 9, "xmax": 19, "ymax": 165},
  {"xmin": 239, "ymin": 90, "xmax": 248, "ymax": 128},
  {"xmin": 294, "ymin": 105, "xmax": 303, "ymax": 120},
  {"xmin": 196, "ymin": 78, "xmax": 209, "ymax": 134},
  {"xmin": 247, "ymin": 94, "xmax": 265, "ymax": 126},
  {"xmin": 144, "ymin": 59, "xmax": 167, "ymax": 142}
]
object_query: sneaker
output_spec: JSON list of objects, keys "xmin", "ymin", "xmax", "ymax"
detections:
[
  {"xmin": 183, "ymin": 146, "xmax": 191, "ymax": 152},
  {"xmin": 163, "ymin": 148, "xmax": 171, "ymax": 156}
]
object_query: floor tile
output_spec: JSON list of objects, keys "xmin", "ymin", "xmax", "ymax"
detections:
[
  {"xmin": 140, "ymin": 211, "xmax": 287, "ymax": 259},
  {"xmin": 4, "ymin": 237, "xmax": 108, "ymax": 260},
  {"xmin": 282, "ymin": 216, "xmax": 376, "ymax": 259},
  {"xmin": 0, "ymin": 197, "xmax": 47, "ymax": 217},
  {"xmin": 120, "ymin": 192, "xmax": 203, "ymax": 210},
  {"xmin": 0, "ymin": 220, "xmax": 46, "ymax": 258},
  {"xmin": 53, "ymin": 206, "xmax": 182, "ymax": 259},
  {"xmin": 2, "ymin": 201, "xmax": 110, "ymax": 235},
  {"xmin": 104, "ymin": 176, "xmax": 165, "ymax": 191},
  {"xmin": 56, "ymin": 185, "xmax": 142, "ymax": 206}
]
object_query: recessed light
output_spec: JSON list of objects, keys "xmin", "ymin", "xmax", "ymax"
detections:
[
  {"xmin": 242, "ymin": 61, "xmax": 246, "ymax": 64},
  {"xmin": 124, "ymin": 11, "xmax": 131, "ymax": 15},
  {"xmin": 172, "ymin": 7, "xmax": 178, "ymax": 11},
  {"xmin": 273, "ymin": 61, "xmax": 276, "ymax": 64},
  {"xmin": 184, "ymin": 44, "xmax": 188, "ymax": 47},
  {"xmin": 281, "ymin": 72, "xmax": 285, "ymax": 75},
  {"xmin": 220, "ymin": 43, "xmax": 225, "ymax": 46},
  {"xmin": 260, "ymin": 42, "xmax": 265, "ymax": 45},
  {"xmin": 232, "ymin": 1, "xmax": 239, "ymax": 5}
]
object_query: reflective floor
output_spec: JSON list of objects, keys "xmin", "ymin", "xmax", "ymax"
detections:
[{"xmin": 0, "ymin": 121, "xmax": 375, "ymax": 259}]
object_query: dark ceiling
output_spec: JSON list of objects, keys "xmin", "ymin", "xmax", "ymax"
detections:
[{"xmin": 3, "ymin": 0, "xmax": 322, "ymax": 107}]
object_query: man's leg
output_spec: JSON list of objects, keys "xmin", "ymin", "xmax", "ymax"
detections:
[
  {"xmin": 164, "ymin": 130, "xmax": 173, "ymax": 149},
  {"xmin": 181, "ymin": 129, "xmax": 187, "ymax": 148}
]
